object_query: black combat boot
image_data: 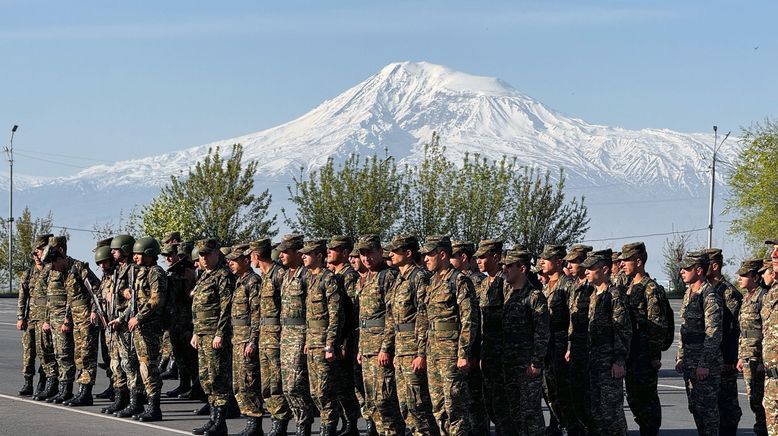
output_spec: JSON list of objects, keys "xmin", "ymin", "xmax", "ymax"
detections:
[
  {"xmin": 66, "ymin": 384, "xmax": 93, "ymax": 407},
  {"xmin": 102, "ymin": 387, "xmax": 128, "ymax": 414},
  {"xmin": 267, "ymin": 418, "xmax": 289, "ymax": 436},
  {"xmin": 295, "ymin": 421, "xmax": 312, "ymax": 436},
  {"xmin": 204, "ymin": 406, "xmax": 227, "ymax": 436},
  {"xmin": 193, "ymin": 402, "xmax": 211, "ymax": 415},
  {"xmin": 320, "ymin": 422, "xmax": 338, "ymax": 436},
  {"xmin": 33, "ymin": 371, "xmax": 47, "ymax": 398},
  {"xmin": 161, "ymin": 360, "xmax": 178, "ymax": 380},
  {"xmin": 49, "ymin": 381, "xmax": 73, "ymax": 404},
  {"xmin": 165, "ymin": 374, "xmax": 191, "ymax": 397},
  {"xmin": 34, "ymin": 377, "xmax": 57, "ymax": 401},
  {"xmin": 136, "ymin": 394, "xmax": 162, "ymax": 422},
  {"xmin": 18, "ymin": 377, "xmax": 34, "ymax": 396},
  {"xmin": 193, "ymin": 405, "xmax": 216, "ymax": 435},
  {"xmin": 226, "ymin": 395, "xmax": 241, "ymax": 419},
  {"xmin": 181, "ymin": 378, "xmax": 206, "ymax": 400},
  {"xmin": 336, "ymin": 413, "xmax": 359, "ymax": 436},
  {"xmin": 229, "ymin": 416, "xmax": 263, "ymax": 436},
  {"xmin": 365, "ymin": 419, "xmax": 378, "ymax": 436},
  {"xmin": 115, "ymin": 389, "xmax": 144, "ymax": 418},
  {"xmin": 95, "ymin": 381, "xmax": 114, "ymax": 400}
]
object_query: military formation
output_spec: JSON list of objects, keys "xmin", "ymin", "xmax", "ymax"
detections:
[{"xmin": 13, "ymin": 230, "xmax": 778, "ymax": 436}]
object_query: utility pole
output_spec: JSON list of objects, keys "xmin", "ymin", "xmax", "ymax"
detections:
[
  {"xmin": 707, "ymin": 125, "xmax": 730, "ymax": 249},
  {"xmin": 5, "ymin": 125, "xmax": 17, "ymax": 293}
]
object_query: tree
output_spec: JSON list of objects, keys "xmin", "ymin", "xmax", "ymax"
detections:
[
  {"xmin": 285, "ymin": 152, "xmax": 405, "ymax": 238},
  {"xmin": 138, "ymin": 143, "xmax": 277, "ymax": 244},
  {"xmin": 663, "ymin": 232, "xmax": 691, "ymax": 297},
  {"xmin": 0, "ymin": 207, "xmax": 54, "ymax": 290},
  {"xmin": 726, "ymin": 118, "xmax": 778, "ymax": 254},
  {"xmin": 92, "ymin": 209, "xmax": 141, "ymax": 240}
]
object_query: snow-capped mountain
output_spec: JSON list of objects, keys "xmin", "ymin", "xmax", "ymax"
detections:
[{"xmin": 1, "ymin": 61, "xmax": 744, "ymax": 280}]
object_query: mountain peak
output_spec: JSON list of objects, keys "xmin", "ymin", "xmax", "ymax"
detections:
[{"xmin": 375, "ymin": 61, "xmax": 519, "ymax": 97}]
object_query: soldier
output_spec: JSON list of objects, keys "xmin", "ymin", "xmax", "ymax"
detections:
[
  {"xmin": 736, "ymin": 258, "xmax": 768, "ymax": 436},
  {"xmin": 95, "ymin": 241, "xmax": 125, "ymax": 414},
  {"xmin": 278, "ymin": 234, "xmax": 316, "ymax": 436},
  {"xmin": 675, "ymin": 251, "xmax": 723, "ymax": 435},
  {"xmin": 538, "ymin": 244, "xmax": 577, "ymax": 435},
  {"xmin": 158, "ymin": 232, "xmax": 181, "ymax": 379},
  {"xmin": 420, "ymin": 235, "xmax": 477, "ymax": 436},
  {"xmin": 563, "ymin": 244, "xmax": 594, "ymax": 434},
  {"xmin": 582, "ymin": 248, "xmax": 631, "ymax": 435},
  {"xmin": 611, "ymin": 252, "xmax": 629, "ymax": 288},
  {"xmin": 761, "ymin": 237, "xmax": 778, "ymax": 434},
  {"xmin": 356, "ymin": 234, "xmax": 405, "ymax": 436},
  {"xmin": 301, "ymin": 240, "xmax": 344, "ymax": 436},
  {"xmin": 16, "ymin": 235, "xmax": 50, "ymax": 396},
  {"xmin": 93, "ymin": 238, "xmax": 115, "ymax": 401},
  {"xmin": 501, "ymin": 249, "xmax": 550, "ymax": 435},
  {"xmin": 225, "ymin": 244, "xmax": 264, "ymax": 436},
  {"xmin": 190, "ymin": 238, "xmax": 234, "ymax": 435},
  {"xmin": 29, "ymin": 234, "xmax": 59, "ymax": 402},
  {"xmin": 451, "ymin": 241, "xmax": 484, "ymax": 285},
  {"xmin": 703, "ymin": 248, "xmax": 743, "ymax": 435},
  {"xmin": 326, "ymin": 235, "xmax": 362, "ymax": 436},
  {"xmin": 474, "ymin": 239, "xmax": 512, "ymax": 434},
  {"xmin": 348, "ymin": 245, "xmax": 371, "ymax": 430},
  {"xmin": 385, "ymin": 235, "xmax": 437, "ymax": 436},
  {"xmin": 620, "ymin": 242, "xmax": 669, "ymax": 436}
]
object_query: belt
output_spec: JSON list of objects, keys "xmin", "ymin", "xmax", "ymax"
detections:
[
  {"xmin": 360, "ymin": 318, "xmax": 385, "ymax": 328},
  {"xmin": 395, "ymin": 322, "xmax": 415, "ymax": 332},
  {"xmin": 307, "ymin": 320, "xmax": 328, "ymax": 328},
  {"xmin": 33, "ymin": 297, "xmax": 48, "ymax": 305},
  {"xmin": 681, "ymin": 332, "xmax": 705, "ymax": 344},
  {"xmin": 430, "ymin": 321, "xmax": 458, "ymax": 332},
  {"xmin": 766, "ymin": 367, "xmax": 778, "ymax": 378},
  {"xmin": 232, "ymin": 318, "xmax": 250, "ymax": 326},
  {"xmin": 48, "ymin": 295, "xmax": 68, "ymax": 303},
  {"xmin": 742, "ymin": 329, "xmax": 762, "ymax": 339},
  {"xmin": 194, "ymin": 309, "xmax": 219, "ymax": 319},
  {"xmin": 259, "ymin": 317, "xmax": 280, "ymax": 326},
  {"xmin": 281, "ymin": 318, "xmax": 305, "ymax": 326},
  {"xmin": 70, "ymin": 299, "xmax": 90, "ymax": 308}
]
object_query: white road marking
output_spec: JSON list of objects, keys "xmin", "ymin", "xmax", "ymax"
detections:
[
  {"xmin": 0, "ymin": 393, "xmax": 192, "ymax": 435},
  {"xmin": 658, "ymin": 383, "xmax": 747, "ymax": 397}
]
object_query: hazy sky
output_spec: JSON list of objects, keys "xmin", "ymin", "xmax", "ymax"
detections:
[{"xmin": 1, "ymin": 0, "xmax": 775, "ymax": 177}]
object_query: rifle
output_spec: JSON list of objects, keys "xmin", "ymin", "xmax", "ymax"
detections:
[
  {"xmin": 129, "ymin": 265, "xmax": 137, "ymax": 353},
  {"xmin": 107, "ymin": 268, "xmax": 118, "ymax": 344},
  {"xmin": 83, "ymin": 274, "xmax": 108, "ymax": 330},
  {"xmin": 22, "ymin": 281, "xmax": 31, "ymax": 331}
]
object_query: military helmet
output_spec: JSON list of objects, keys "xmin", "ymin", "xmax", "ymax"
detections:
[
  {"xmin": 110, "ymin": 234, "xmax": 136, "ymax": 256},
  {"xmin": 94, "ymin": 246, "xmax": 113, "ymax": 264},
  {"xmin": 133, "ymin": 237, "xmax": 161, "ymax": 256}
]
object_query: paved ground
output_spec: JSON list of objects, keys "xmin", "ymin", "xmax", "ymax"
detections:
[{"xmin": 0, "ymin": 298, "xmax": 759, "ymax": 435}]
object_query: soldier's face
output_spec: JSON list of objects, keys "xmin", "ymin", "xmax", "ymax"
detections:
[
  {"xmin": 450, "ymin": 253, "xmax": 465, "ymax": 270},
  {"xmin": 390, "ymin": 249, "xmax": 411, "ymax": 267},
  {"xmin": 228, "ymin": 257, "xmax": 250, "ymax": 275},
  {"xmin": 585, "ymin": 263, "xmax": 608, "ymax": 285},
  {"xmin": 539, "ymin": 258, "xmax": 556, "ymax": 274},
  {"xmin": 132, "ymin": 253, "xmax": 143, "ymax": 264},
  {"xmin": 360, "ymin": 249, "xmax": 382, "ymax": 271},
  {"xmin": 567, "ymin": 261, "xmax": 584, "ymax": 278},
  {"xmin": 763, "ymin": 269, "xmax": 775, "ymax": 286},
  {"xmin": 112, "ymin": 248, "xmax": 123, "ymax": 261},
  {"xmin": 621, "ymin": 258, "xmax": 636, "ymax": 276},
  {"xmin": 98, "ymin": 259, "xmax": 113, "ymax": 273},
  {"xmin": 302, "ymin": 252, "xmax": 323, "ymax": 269},
  {"xmin": 327, "ymin": 247, "xmax": 346, "ymax": 264},
  {"xmin": 424, "ymin": 251, "xmax": 446, "ymax": 272},
  {"xmin": 165, "ymin": 253, "xmax": 179, "ymax": 266},
  {"xmin": 771, "ymin": 245, "xmax": 778, "ymax": 269},
  {"xmin": 737, "ymin": 274, "xmax": 756, "ymax": 290},
  {"xmin": 503, "ymin": 263, "xmax": 521, "ymax": 283},
  {"xmin": 200, "ymin": 250, "xmax": 219, "ymax": 270},
  {"xmin": 349, "ymin": 255, "xmax": 364, "ymax": 272},
  {"xmin": 680, "ymin": 266, "xmax": 701, "ymax": 284}
]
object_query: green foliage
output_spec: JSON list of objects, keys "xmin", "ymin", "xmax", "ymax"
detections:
[
  {"xmin": 92, "ymin": 209, "xmax": 140, "ymax": 240},
  {"xmin": 0, "ymin": 207, "xmax": 54, "ymax": 290},
  {"xmin": 663, "ymin": 232, "xmax": 690, "ymax": 297},
  {"xmin": 726, "ymin": 119, "xmax": 778, "ymax": 255},
  {"xmin": 139, "ymin": 143, "xmax": 277, "ymax": 245},
  {"xmin": 285, "ymin": 151, "xmax": 405, "ymax": 238}
]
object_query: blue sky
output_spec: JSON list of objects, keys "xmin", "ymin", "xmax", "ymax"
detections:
[{"xmin": 1, "ymin": 0, "xmax": 775, "ymax": 177}]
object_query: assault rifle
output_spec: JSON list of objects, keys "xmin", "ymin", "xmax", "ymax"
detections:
[{"xmin": 128, "ymin": 265, "xmax": 137, "ymax": 353}]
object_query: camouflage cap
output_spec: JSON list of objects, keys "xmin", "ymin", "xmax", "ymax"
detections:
[
  {"xmin": 704, "ymin": 248, "xmax": 724, "ymax": 264},
  {"xmin": 679, "ymin": 251, "xmax": 709, "ymax": 270},
  {"xmin": 611, "ymin": 251, "xmax": 622, "ymax": 262},
  {"xmin": 163, "ymin": 231, "xmax": 181, "ymax": 244},
  {"xmin": 499, "ymin": 250, "xmax": 533, "ymax": 266},
  {"xmin": 385, "ymin": 234, "xmax": 420, "ymax": 252},
  {"xmin": 48, "ymin": 235, "xmax": 67, "ymax": 248},
  {"xmin": 349, "ymin": 246, "xmax": 360, "ymax": 257},
  {"xmin": 299, "ymin": 239, "xmax": 327, "ymax": 255},
  {"xmin": 581, "ymin": 249, "xmax": 613, "ymax": 269},
  {"xmin": 563, "ymin": 244, "xmax": 593, "ymax": 262},
  {"xmin": 160, "ymin": 242, "xmax": 178, "ymax": 256},
  {"xmin": 759, "ymin": 258, "xmax": 772, "ymax": 273},
  {"xmin": 277, "ymin": 234, "xmax": 304, "ymax": 252},
  {"xmin": 356, "ymin": 234, "xmax": 381, "ymax": 252},
  {"xmin": 191, "ymin": 246, "xmax": 200, "ymax": 261},
  {"xmin": 248, "ymin": 238, "xmax": 272, "ymax": 254},
  {"xmin": 539, "ymin": 244, "xmax": 567, "ymax": 260},
  {"xmin": 736, "ymin": 258, "xmax": 764, "ymax": 276},
  {"xmin": 451, "ymin": 240, "xmax": 475, "ymax": 256},
  {"xmin": 512, "ymin": 244, "xmax": 528, "ymax": 251},
  {"xmin": 195, "ymin": 238, "xmax": 219, "ymax": 255},
  {"xmin": 474, "ymin": 240, "xmax": 503, "ymax": 258},
  {"xmin": 618, "ymin": 242, "xmax": 646, "ymax": 260},
  {"xmin": 34, "ymin": 233, "xmax": 54, "ymax": 251},
  {"xmin": 765, "ymin": 236, "xmax": 778, "ymax": 245},
  {"xmin": 226, "ymin": 243, "xmax": 250, "ymax": 260},
  {"xmin": 327, "ymin": 235, "xmax": 354, "ymax": 250},
  {"xmin": 178, "ymin": 241, "xmax": 194, "ymax": 257},
  {"xmin": 419, "ymin": 235, "xmax": 452, "ymax": 255}
]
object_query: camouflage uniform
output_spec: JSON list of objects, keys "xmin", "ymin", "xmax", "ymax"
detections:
[
  {"xmin": 18, "ymin": 266, "xmax": 44, "ymax": 383},
  {"xmin": 62, "ymin": 257, "xmax": 101, "ymax": 387},
  {"xmin": 47, "ymin": 261, "xmax": 76, "ymax": 385},
  {"xmin": 583, "ymin": 250, "xmax": 631, "ymax": 436},
  {"xmin": 761, "ymin": 263, "xmax": 778, "ymax": 435},
  {"xmin": 112, "ymin": 263, "xmax": 142, "ymax": 394},
  {"xmin": 738, "ymin": 259, "xmax": 768, "ymax": 436},
  {"xmin": 130, "ymin": 262, "xmax": 168, "ymax": 398},
  {"xmin": 677, "ymin": 252, "xmax": 724, "ymax": 436},
  {"xmin": 164, "ymin": 248, "xmax": 198, "ymax": 392},
  {"xmin": 28, "ymin": 263, "xmax": 58, "ymax": 381}
]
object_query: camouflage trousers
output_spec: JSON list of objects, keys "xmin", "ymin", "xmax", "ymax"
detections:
[
  {"xmin": 197, "ymin": 333, "xmax": 231, "ymax": 407},
  {"xmin": 72, "ymin": 306, "xmax": 98, "ymax": 385},
  {"xmin": 718, "ymin": 365, "xmax": 743, "ymax": 434},
  {"xmin": 307, "ymin": 350, "xmax": 338, "ymax": 425},
  {"xmin": 567, "ymin": 344, "xmax": 592, "ymax": 433},
  {"xmin": 31, "ymin": 321, "xmax": 58, "ymax": 378},
  {"xmin": 361, "ymin": 354, "xmax": 404, "ymax": 434},
  {"xmin": 544, "ymin": 344, "xmax": 575, "ymax": 432},
  {"xmin": 394, "ymin": 355, "xmax": 437, "ymax": 436},
  {"xmin": 334, "ymin": 348, "xmax": 362, "ymax": 424},
  {"xmin": 133, "ymin": 323, "xmax": 163, "ymax": 397},
  {"xmin": 170, "ymin": 322, "xmax": 198, "ymax": 384},
  {"xmin": 743, "ymin": 361, "xmax": 767, "ymax": 435},
  {"xmin": 504, "ymin": 361, "xmax": 545, "ymax": 436},
  {"xmin": 259, "ymin": 346, "xmax": 292, "ymax": 420},
  {"xmin": 480, "ymin": 356, "xmax": 512, "ymax": 435},
  {"xmin": 589, "ymin": 361, "xmax": 627, "ymax": 435},
  {"xmin": 20, "ymin": 322, "xmax": 39, "ymax": 378},
  {"xmin": 232, "ymin": 341, "xmax": 262, "ymax": 417},
  {"xmin": 280, "ymin": 331, "xmax": 313, "ymax": 425},
  {"xmin": 50, "ymin": 317, "xmax": 76, "ymax": 383},
  {"xmin": 111, "ymin": 328, "xmax": 141, "ymax": 391},
  {"xmin": 683, "ymin": 365, "xmax": 721, "ymax": 436},
  {"xmin": 625, "ymin": 358, "xmax": 661, "ymax": 433},
  {"xmin": 161, "ymin": 329, "xmax": 173, "ymax": 362},
  {"xmin": 763, "ymin": 377, "xmax": 778, "ymax": 435},
  {"xmin": 427, "ymin": 355, "xmax": 471, "ymax": 436},
  {"xmin": 467, "ymin": 361, "xmax": 489, "ymax": 436}
]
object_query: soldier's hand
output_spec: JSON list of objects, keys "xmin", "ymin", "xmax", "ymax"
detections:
[
  {"xmin": 123, "ymin": 288, "xmax": 131, "ymax": 300},
  {"xmin": 565, "ymin": 350, "xmax": 571, "ymax": 363},
  {"xmin": 696, "ymin": 367, "xmax": 709, "ymax": 381},
  {"xmin": 611, "ymin": 363, "xmax": 625, "ymax": 379},
  {"xmin": 105, "ymin": 290, "xmax": 112, "ymax": 304},
  {"xmin": 90, "ymin": 312, "xmax": 97, "ymax": 325},
  {"xmin": 42, "ymin": 322, "xmax": 51, "ymax": 332},
  {"xmin": 378, "ymin": 351, "xmax": 391, "ymax": 367},
  {"xmin": 212, "ymin": 336, "xmax": 223, "ymax": 350},
  {"xmin": 191, "ymin": 335, "xmax": 198, "ymax": 349},
  {"xmin": 16, "ymin": 319, "xmax": 25, "ymax": 330},
  {"xmin": 675, "ymin": 360, "xmax": 683, "ymax": 374},
  {"xmin": 457, "ymin": 358, "xmax": 470, "ymax": 372},
  {"xmin": 651, "ymin": 359, "xmax": 662, "ymax": 370},
  {"xmin": 128, "ymin": 317, "xmax": 139, "ymax": 332},
  {"xmin": 243, "ymin": 342, "xmax": 256, "ymax": 359},
  {"xmin": 357, "ymin": 352, "xmax": 363, "ymax": 365},
  {"xmin": 325, "ymin": 350, "xmax": 335, "ymax": 362},
  {"xmin": 412, "ymin": 356, "xmax": 427, "ymax": 374},
  {"xmin": 61, "ymin": 322, "xmax": 72, "ymax": 334},
  {"xmin": 736, "ymin": 359, "xmax": 744, "ymax": 373}
]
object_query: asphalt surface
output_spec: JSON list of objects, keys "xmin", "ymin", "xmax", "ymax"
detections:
[{"xmin": 0, "ymin": 298, "xmax": 759, "ymax": 435}]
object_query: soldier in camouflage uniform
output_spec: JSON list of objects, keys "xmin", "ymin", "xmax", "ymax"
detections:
[
  {"xmin": 675, "ymin": 251, "xmax": 723, "ymax": 436},
  {"xmin": 620, "ymin": 242, "xmax": 669, "ymax": 436},
  {"xmin": 563, "ymin": 244, "xmax": 593, "ymax": 434},
  {"xmin": 736, "ymin": 258, "xmax": 768, "ymax": 436},
  {"xmin": 226, "ymin": 244, "xmax": 264, "ymax": 436},
  {"xmin": 95, "ymin": 242, "xmax": 126, "ymax": 414},
  {"xmin": 249, "ymin": 238, "xmax": 292, "ymax": 436},
  {"xmin": 420, "ymin": 235, "xmax": 477, "ymax": 436},
  {"xmin": 30, "ymin": 234, "xmax": 59, "ymax": 401},
  {"xmin": 356, "ymin": 234, "xmax": 405, "ymax": 436},
  {"xmin": 301, "ymin": 239, "xmax": 344, "ymax": 436},
  {"xmin": 326, "ymin": 236, "xmax": 362, "ymax": 436},
  {"xmin": 91, "ymin": 238, "xmax": 115, "ymax": 401},
  {"xmin": 16, "ymin": 235, "xmax": 50, "ymax": 397},
  {"xmin": 158, "ymin": 232, "xmax": 182, "ymax": 379},
  {"xmin": 385, "ymin": 235, "xmax": 438, "ymax": 436},
  {"xmin": 611, "ymin": 252, "xmax": 630, "ymax": 289},
  {"xmin": 582, "ymin": 249, "xmax": 631, "ymax": 435},
  {"xmin": 538, "ymin": 245, "xmax": 578, "ymax": 435},
  {"xmin": 500, "ymin": 249, "xmax": 550, "ymax": 436},
  {"xmin": 474, "ymin": 239, "xmax": 512, "ymax": 435},
  {"xmin": 348, "ymin": 245, "xmax": 371, "ymax": 429},
  {"xmin": 760, "ymin": 237, "xmax": 778, "ymax": 434},
  {"xmin": 703, "ymin": 248, "xmax": 743, "ymax": 435},
  {"xmin": 190, "ymin": 238, "xmax": 234, "ymax": 435}
]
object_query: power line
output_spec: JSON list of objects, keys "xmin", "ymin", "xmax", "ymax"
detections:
[
  {"xmin": 582, "ymin": 227, "xmax": 708, "ymax": 243},
  {"xmin": 14, "ymin": 147, "xmax": 114, "ymax": 164},
  {"xmin": 14, "ymin": 150, "xmax": 92, "ymax": 170}
]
